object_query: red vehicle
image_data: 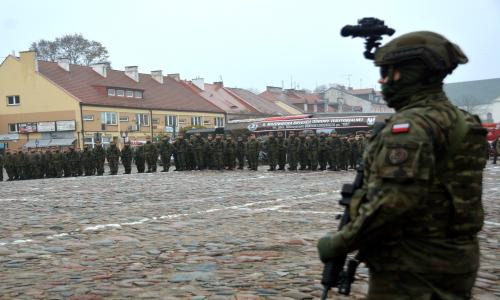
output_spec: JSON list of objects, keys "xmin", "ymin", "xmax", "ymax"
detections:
[{"xmin": 483, "ymin": 123, "xmax": 500, "ymax": 142}]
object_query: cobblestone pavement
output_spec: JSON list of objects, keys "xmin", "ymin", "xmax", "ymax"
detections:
[{"xmin": 0, "ymin": 165, "xmax": 498, "ymax": 300}]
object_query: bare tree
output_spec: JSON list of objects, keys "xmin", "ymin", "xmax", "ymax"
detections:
[
  {"xmin": 458, "ymin": 95, "xmax": 489, "ymax": 115},
  {"xmin": 30, "ymin": 34, "xmax": 110, "ymax": 66}
]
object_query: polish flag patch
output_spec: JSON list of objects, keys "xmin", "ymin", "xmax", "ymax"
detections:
[{"xmin": 391, "ymin": 123, "xmax": 410, "ymax": 134}]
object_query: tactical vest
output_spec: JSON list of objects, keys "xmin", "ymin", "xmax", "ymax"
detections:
[{"xmin": 417, "ymin": 106, "xmax": 487, "ymax": 236}]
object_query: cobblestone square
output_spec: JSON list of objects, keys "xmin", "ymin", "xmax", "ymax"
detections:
[{"xmin": 0, "ymin": 165, "xmax": 498, "ymax": 299}]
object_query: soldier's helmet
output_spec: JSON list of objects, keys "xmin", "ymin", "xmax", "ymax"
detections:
[{"xmin": 374, "ymin": 31, "xmax": 468, "ymax": 75}]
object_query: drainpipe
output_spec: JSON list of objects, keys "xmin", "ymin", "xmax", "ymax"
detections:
[
  {"xmin": 79, "ymin": 102, "xmax": 84, "ymax": 149},
  {"xmin": 149, "ymin": 109, "xmax": 154, "ymax": 140}
]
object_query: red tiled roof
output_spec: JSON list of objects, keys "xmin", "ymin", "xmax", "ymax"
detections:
[
  {"xmin": 348, "ymin": 88, "xmax": 375, "ymax": 95},
  {"xmin": 38, "ymin": 61, "xmax": 223, "ymax": 113},
  {"xmin": 183, "ymin": 81, "xmax": 258, "ymax": 115},
  {"xmin": 227, "ymin": 88, "xmax": 290, "ymax": 116}
]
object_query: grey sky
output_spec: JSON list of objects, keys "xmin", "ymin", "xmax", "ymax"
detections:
[{"xmin": 1, "ymin": 0, "xmax": 499, "ymax": 92}]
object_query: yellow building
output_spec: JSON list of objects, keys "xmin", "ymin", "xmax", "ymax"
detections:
[{"xmin": 0, "ymin": 51, "xmax": 225, "ymax": 150}]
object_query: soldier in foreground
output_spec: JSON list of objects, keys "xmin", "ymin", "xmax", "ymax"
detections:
[{"xmin": 317, "ymin": 30, "xmax": 487, "ymax": 299}]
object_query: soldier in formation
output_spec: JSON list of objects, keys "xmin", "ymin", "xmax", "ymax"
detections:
[{"xmin": 0, "ymin": 132, "xmax": 368, "ymax": 180}]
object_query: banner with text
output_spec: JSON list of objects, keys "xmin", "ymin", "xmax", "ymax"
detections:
[{"xmin": 247, "ymin": 116, "xmax": 377, "ymax": 132}]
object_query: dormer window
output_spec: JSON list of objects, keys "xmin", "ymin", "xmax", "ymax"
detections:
[{"xmin": 107, "ymin": 87, "xmax": 143, "ymax": 99}]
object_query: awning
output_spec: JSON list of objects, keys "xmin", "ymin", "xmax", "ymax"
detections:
[
  {"xmin": 49, "ymin": 139, "xmax": 76, "ymax": 146},
  {"xmin": 24, "ymin": 139, "xmax": 51, "ymax": 148},
  {"xmin": 0, "ymin": 134, "xmax": 20, "ymax": 141}
]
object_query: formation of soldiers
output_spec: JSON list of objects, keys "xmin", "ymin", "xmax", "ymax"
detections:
[{"xmin": 0, "ymin": 131, "xmax": 368, "ymax": 181}]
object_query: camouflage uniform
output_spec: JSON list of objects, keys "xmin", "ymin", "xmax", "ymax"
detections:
[
  {"xmin": 298, "ymin": 133, "xmax": 308, "ymax": 170},
  {"xmin": 121, "ymin": 143, "xmax": 133, "ymax": 174},
  {"xmin": 224, "ymin": 136, "xmax": 236, "ymax": 170},
  {"xmin": 159, "ymin": 137, "xmax": 173, "ymax": 172},
  {"xmin": 246, "ymin": 135, "xmax": 260, "ymax": 171},
  {"xmin": 192, "ymin": 134, "xmax": 205, "ymax": 170},
  {"xmin": 52, "ymin": 149, "xmax": 64, "ymax": 178},
  {"xmin": 318, "ymin": 133, "xmax": 329, "ymax": 170},
  {"xmin": 134, "ymin": 145, "xmax": 146, "ymax": 173},
  {"xmin": 340, "ymin": 137, "xmax": 350, "ymax": 170},
  {"xmin": 106, "ymin": 143, "xmax": 121, "ymax": 175},
  {"xmin": 349, "ymin": 137, "xmax": 360, "ymax": 169},
  {"xmin": 266, "ymin": 134, "xmax": 278, "ymax": 171},
  {"xmin": 81, "ymin": 146, "xmax": 94, "ymax": 176},
  {"xmin": 307, "ymin": 134, "xmax": 319, "ymax": 171},
  {"xmin": 276, "ymin": 132, "xmax": 287, "ymax": 170},
  {"xmin": 204, "ymin": 135, "xmax": 214, "ymax": 169},
  {"xmin": 174, "ymin": 136, "xmax": 189, "ymax": 171},
  {"xmin": 286, "ymin": 132, "xmax": 299, "ymax": 171},
  {"xmin": 318, "ymin": 31, "xmax": 484, "ymax": 299},
  {"xmin": 213, "ymin": 135, "xmax": 225, "ymax": 170},
  {"xmin": 30, "ymin": 150, "xmax": 43, "ymax": 179},
  {"xmin": 144, "ymin": 141, "xmax": 156, "ymax": 173},
  {"xmin": 66, "ymin": 147, "xmax": 79, "ymax": 176},
  {"xmin": 327, "ymin": 133, "xmax": 341, "ymax": 171},
  {"xmin": 236, "ymin": 136, "xmax": 246, "ymax": 169},
  {"xmin": 93, "ymin": 144, "xmax": 106, "ymax": 176},
  {"xmin": 0, "ymin": 152, "xmax": 3, "ymax": 181},
  {"xmin": 4, "ymin": 151, "xmax": 16, "ymax": 180}
]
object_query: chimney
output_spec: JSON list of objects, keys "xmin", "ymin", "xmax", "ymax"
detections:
[
  {"xmin": 91, "ymin": 63, "xmax": 107, "ymax": 77},
  {"xmin": 57, "ymin": 58, "xmax": 70, "ymax": 72},
  {"xmin": 167, "ymin": 73, "xmax": 180, "ymax": 81},
  {"xmin": 192, "ymin": 78, "xmax": 204, "ymax": 91},
  {"xmin": 125, "ymin": 66, "xmax": 139, "ymax": 82},
  {"xmin": 266, "ymin": 86, "xmax": 283, "ymax": 93},
  {"xmin": 213, "ymin": 81, "xmax": 223, "ymax": 88},
  {"xmin": 19, "ymin": 51, "xmax": 38, "ymax": 72},
  {"xmin": 151, "ymin": 70, "xmax": 163, "ymax": 84}
]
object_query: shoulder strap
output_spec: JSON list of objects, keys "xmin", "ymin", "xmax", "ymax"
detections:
[{"xmin": 436, "ymin": 106, "xmax": 468, "ymax": 172}]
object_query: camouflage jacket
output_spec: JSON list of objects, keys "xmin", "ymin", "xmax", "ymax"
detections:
[{"xmin": 327, "ymin": 91, "xmax": 487, "ymax": 275}]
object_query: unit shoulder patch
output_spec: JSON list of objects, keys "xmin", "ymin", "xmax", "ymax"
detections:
[
  {"xmin": 391, "ymin": 123, "xmax": 411, "ymax": 134},
  {"xmin": 387, "ymin": 147, "xmax": 409, "ymax": 165}
]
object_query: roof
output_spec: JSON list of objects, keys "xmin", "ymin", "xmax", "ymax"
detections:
[
  {"xmin": 227, "ymin": 88, "xmax": 290, "ymax": 116},
  {"xmin": 38, "ymin": 61, "xmax": 223, "ymax": 113},
  {"xmin": 444, "ymin": 78, "xmax": 500, "ymax": 106},
  {"xmin": 348, "ymin": 88, "xmax": 375, "ymax": 95},
  {"xmin": 196, "ymin": 83, "xmax": 258, "ymax": 115}
]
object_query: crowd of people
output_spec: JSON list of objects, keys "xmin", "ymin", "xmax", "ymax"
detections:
[{"xmin": 0, "ymin": 131, "xmax": 369, "ymax": 181}]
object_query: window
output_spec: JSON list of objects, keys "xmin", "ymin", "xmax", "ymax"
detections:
[
  {"xmin": 136, "ymin": 113, "xmax": 149, "ymax": 126},
  {"xmin": 191, "ymin": 116, "xmax": 202, "ymax": 126},
  {"xmin": 134, "ymin": 91, "xmax": 143, "ymax": 99},
  {"xmin": 214, "ymin": 117, "xmax": 224, "ymax": 127},
  {"xmin": 166, "ymin": 115, "xmax": 177, "ymax": 127},
  {"xmin": 116, "ymin": 89, "xmax": 125, "ymax": 97},
  {"xmin": 7, "ymin": 95, "xmax": 20, "ymax": 106},
  {"xmin": 107, "ymin": 89, "xmax": 116, "ymax": 96},
  {"xmin": 119, "ymin": 116, "xmax": 129, "ymax": 122},
  {"xmin": 126, "ymin": 90, "xmax": 134, "ymax": 98},
  {"xmin": 101, "ymin": 112, "xmax": 117, "ymax": 125},
  {"xmin": 8, "ymin": 123, "xmax": 18, "ymax": 133},
  {"xmin": 83, "ymin": 115, "xmax": 94, "ymax": 121}
]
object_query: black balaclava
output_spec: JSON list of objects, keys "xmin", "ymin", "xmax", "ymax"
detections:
[{"xmin": 381, "ymin": 60, "xmax": 446, "ymax": 111}]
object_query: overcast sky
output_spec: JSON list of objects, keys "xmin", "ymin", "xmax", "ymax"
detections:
[{"xmin": 1, "ymin": 0, "xmax": 499, "ymax": 92}]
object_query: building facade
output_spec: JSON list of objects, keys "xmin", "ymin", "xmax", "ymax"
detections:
[{"xmin": 0, "ymin": 51, "xmax": 225, "ymax": 150}]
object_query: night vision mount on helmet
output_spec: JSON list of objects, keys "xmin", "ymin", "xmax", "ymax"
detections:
[{"xmin": 341, "ymin": 17, "xmax": 395, "ymax": 60}]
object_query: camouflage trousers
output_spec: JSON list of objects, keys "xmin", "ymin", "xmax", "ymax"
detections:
[{"xmin": 367, "ymin": 271, "xmax": 476, "ymax": 300}]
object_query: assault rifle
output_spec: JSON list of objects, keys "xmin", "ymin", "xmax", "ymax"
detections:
[{"xmin": 320, "ymin": 163, "xmax": 364, "ymax": 299}]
